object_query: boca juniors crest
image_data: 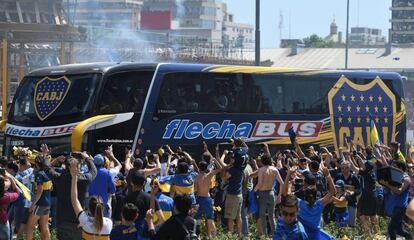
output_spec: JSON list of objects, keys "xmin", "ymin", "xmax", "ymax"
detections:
[
  {"xmin": 328, "ymin": 76, "xmax": 396, "ymax": 150},
  {"xmin": 34, "ymin": 76, "xmax": 71, "ymax": 121}
]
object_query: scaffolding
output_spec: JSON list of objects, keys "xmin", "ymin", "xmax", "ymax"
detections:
[{"xmin": 0, "ymin": 0, "xmax": 86, "ymax": 119}]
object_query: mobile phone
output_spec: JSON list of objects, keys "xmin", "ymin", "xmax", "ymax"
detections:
[{"xmin": 72, "ymin": 152, "xmax": 83, "ymax": 159}]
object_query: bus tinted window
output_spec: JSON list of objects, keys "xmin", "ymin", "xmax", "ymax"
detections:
[
  {"xmin": 244, "ymin": 74, "xmax": 336, "ymax": 114},
  {"xmin": 155, "ymin": 72, "xmax": 402, "ymax": 118},
  {"xmin": 11, "ymin": 74, "xmax": 100, "ymax": 124},
  {"xmin": 155, "ymin": 72, "xmax": 244, "ymax": 119},
  {"xmin": 98, "ymin": 71, "xmax": 153, "ymax": 114}
]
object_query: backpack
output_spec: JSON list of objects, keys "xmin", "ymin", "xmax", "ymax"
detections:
[{"xmin": 175, "ymin": 216, "xmax": 199, "ymax": 240}]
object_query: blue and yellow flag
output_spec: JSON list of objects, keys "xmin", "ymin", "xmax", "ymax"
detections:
[
  {"xmin": 370, "ymin": 119, "xmax": 381, "ymax": 146},
  {"xmin": 14, "ymin": 177, "xmax": 31, "ymax": 201},
  {"xmin": 397, "ymin": 150, "xmax": 406, "ymax": 161}
]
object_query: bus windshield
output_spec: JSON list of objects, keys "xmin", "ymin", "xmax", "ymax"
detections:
[{"xmin": 10, "ymin": 73, "xmax": 100, "ymax": 124}]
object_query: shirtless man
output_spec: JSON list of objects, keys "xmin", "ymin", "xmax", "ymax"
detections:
[
  {"xmin": 194, "ymin": 157, "xmax": 222, "ymax": 237},
  {"xmin": 253, "ymin": 153, "xmax": 284, "ymax": 236}
]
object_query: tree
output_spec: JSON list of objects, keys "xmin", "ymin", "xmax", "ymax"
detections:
[{"xmin": 302, "ymin": 34, "xmax": 334, "ymax": 48}]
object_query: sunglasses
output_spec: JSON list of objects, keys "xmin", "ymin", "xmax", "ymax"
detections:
[
  {"xmin": 281, "ymin": 211, "xmax": 296, "ymax": 217},
  {"xmin": 299, "ymin": 159, "xmax": 307, "ymax": 163}
]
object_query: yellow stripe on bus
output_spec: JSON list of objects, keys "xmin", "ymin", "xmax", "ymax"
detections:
[
  {"xmin": 0, "ymin": 120, "xmax": 6, "ymax": 131},
  {"xmin": 207, "ymin": 66, "xmax": 309, "ymax": 74},
  {"xmin": 262, "ymin": 132, "xmax": 334, "ymax": 145},
  {"xmin": 71, "ymin": 114, "xmax": 115, "ymax": 152}
]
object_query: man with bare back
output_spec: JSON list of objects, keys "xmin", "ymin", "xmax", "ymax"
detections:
[
  {"xmin": 253, "ymin": 153, "xmax": 284, "ymax": 237},
  {"xmin": 194, "ymin": 158, "xmax": 222, "ymax": 238}
]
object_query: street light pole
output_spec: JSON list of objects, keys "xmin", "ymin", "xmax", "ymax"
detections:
[
  {"xmin": 345, "ymin": 0, "xmax": 350, "ymax": 69},
  {"xmin": 255, "ymin": 0, "xmax": 260, "ymax": 66}
]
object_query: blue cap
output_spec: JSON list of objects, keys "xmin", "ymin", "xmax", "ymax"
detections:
[
  {"xmin": 335, "ymin": 179, "xmax": 345, "ymax": 188},
  {"xmin": 93, "ymin": 154, "xmax": 105, "ymax": 166}
]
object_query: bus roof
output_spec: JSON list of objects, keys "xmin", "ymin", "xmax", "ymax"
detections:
[
  {"xmin": 27, "ymin": 62, "xmax": 158, "ymax": 76},
  {"xmin": 26, "ymin": 62, "xmax": 401, "ymax": 81}
]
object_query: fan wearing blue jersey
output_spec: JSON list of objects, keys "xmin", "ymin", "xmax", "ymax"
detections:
[
  {"xmin": 110, "ymin": 203, "xmax": 149, "ymax": 240},
  {"xmin": 170, "ymin": 156, "xmax": 198, "ymax": 205},
  {"xmin": 274, "ymin": 194, "xmax": 309, "ymax": 240},
  {"xmin": 27, "ymin": 155, "xmax": 52, "ymax": 240},
  {"xmin": 150, "ymin": 178, "xmax": 174, "ymax": 226},
  {"xmin": 282, "ymin": 165, "xmax": 336, "ymax": 240},
  {"xmin": 332, "ymin": 180, "xmax": 349, "ymax": 227}
]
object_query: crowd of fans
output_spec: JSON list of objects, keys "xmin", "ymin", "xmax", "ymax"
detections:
[{"xmin": 1, "ymin": 138, "xmax": 414, "ymax": 240}]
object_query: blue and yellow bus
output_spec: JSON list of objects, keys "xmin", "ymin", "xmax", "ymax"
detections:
[{"xmin": 1, "ymin": 63, "xmax": 406, "ymax": 157}]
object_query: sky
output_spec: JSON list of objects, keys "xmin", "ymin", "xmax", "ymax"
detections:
[{"xmin": 223, "ymin": 0, "xmax": 391, "ymax": 48}]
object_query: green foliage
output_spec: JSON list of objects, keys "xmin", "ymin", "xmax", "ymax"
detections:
[
  {"xmin": 32, "ymin": 229, "xmax": 58, "ymax": 240},
  {"xmin": 324, "ymin": 217, "xmax": 413, "ymax": 239},
  {"xmin": 303, "ymin": 34, "xmax": 334, "ymax": 48},
  {"xmin": 27, "ymin": 217, "xmax": 414, "ymax": 240},
  {"xmin": 200, "ymin": 217, "xmax": 414, "ymax": 240}
]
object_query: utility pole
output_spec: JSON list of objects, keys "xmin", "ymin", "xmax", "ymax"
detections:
[
  {"xmin": 345, "ymin": 0, "xmax": 350, "ymax": 69},
  {"xmin": 255, "ymin": 0, "xmax": 260, "ymax": 66}
]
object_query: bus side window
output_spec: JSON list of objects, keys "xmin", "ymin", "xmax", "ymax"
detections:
[
  {"xmin": 245, "ymin": 74, "xmax": 336, "ymax": 114},
  {"xmin": 155, "ymin": 72, "xmax": 201, "ymax": 119},
  {"xmin": 98, "ymin": 71, "xmax": 152, "ymax": 114},
  {"xmin": 154, "ymin": 72, "xmax": 245, "ymax": 120},
  {"xmin": 202, "ymin": 73, "xmax": 243, "ymax": 113}
]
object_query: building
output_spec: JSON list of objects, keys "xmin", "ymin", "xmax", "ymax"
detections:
[
  {"xmin": 324, "ymin": 19, "xmax": 343, "ymax": 46},
  {"xmin": 221, "ymin": 3, "xmax": 254, "ymax": 49},
  {"xmin": 142, "ymin": 0, "xmax": 253, "ymax": 49},
  {"xmin": 280, "ymin": 39, "xmax": 304, "ymax": 48},
  {"xmin": 349, "ymin": 27, "xmax": 386, "ymax": 47},
  {"xmin": 222, "ymin": 12, "xmax": 254, "ymax": 49},
  {"xmin": 390, "ymin": 0, "xmax": 414, "ymax": 44},
  {"xmin": 143, "ymin": 0, "xmax": 224, "ymax": 30},
  {"xmin": 72, "ymin": 0, "xmax": 143, "ymax": 28}
]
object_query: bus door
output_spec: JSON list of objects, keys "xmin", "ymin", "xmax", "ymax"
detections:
[{"xmin": 92, "ymin": 70, "xmax": 153, "ymax": 158}]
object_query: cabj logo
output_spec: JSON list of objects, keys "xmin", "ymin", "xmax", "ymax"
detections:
[
  {"xmin": 328, "ymin": 76, "xmax": 396, "ymax": 150},
  {"xmin": 34, "ymin": 76, "xmax": 71, "ymax": 121}
]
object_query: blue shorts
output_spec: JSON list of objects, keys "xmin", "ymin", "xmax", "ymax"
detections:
[
  {"xmin": 195, "ymin": 197, "xmax": 214, "ymax": 220},
  {"xmin": 335, "ymin": 209, "xmax": 349, "ymax": 227}
]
